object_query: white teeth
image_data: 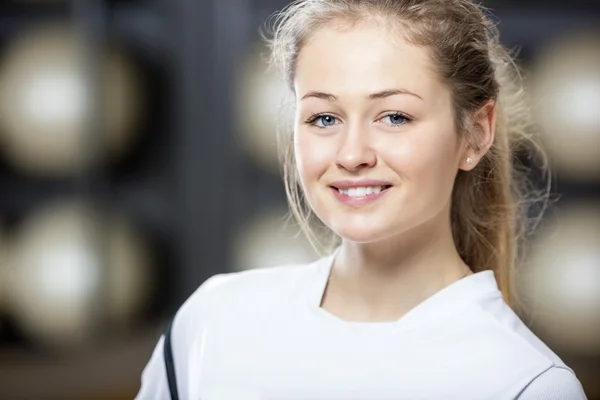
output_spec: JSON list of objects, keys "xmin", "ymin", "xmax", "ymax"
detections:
[{"xmin": 339, "ymin": 186, "xmax": 385, "ymax": 197}]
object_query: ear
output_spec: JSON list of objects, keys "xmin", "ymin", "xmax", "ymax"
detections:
[{"xmin": 460, "ymin": 101, "xmax": 496, "ymax": 171}]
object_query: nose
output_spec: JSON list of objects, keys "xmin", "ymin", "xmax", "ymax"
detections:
[{"xmin": 336, "ymin": 125, "xmax": 377, "ymax": 172}]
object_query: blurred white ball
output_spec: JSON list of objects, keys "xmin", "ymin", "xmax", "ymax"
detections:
[
  {"xmin": 232, "ymin": 207, "xmax": 321, "ymax": 272},
  {"xmin": 5, "ymin": 200, "xmax": 152, "ymax": 349},
  {"xmin": 235, "ymin": 42, "xmax": 294, "ymax": 174},
  {"xmin": 530, "ymin": 32, "xmax": 600, "ymax": 180},
  {"xmin": 519, "ymin": 202, "xmax": 600, "ymax": 355},
  {"xmin": 0, "ymin": 23, "xmax": 142, "ymax": 177}
]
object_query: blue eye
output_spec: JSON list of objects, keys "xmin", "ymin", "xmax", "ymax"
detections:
[
  {"xmin": 383, "ymin": 113, "xmax": 410, "ymax": 126},
  {"xmin": 319, "ymin": 115, "xmax": 337, "ymax": 127},
  {"xmin": 306, "ymin": 113, "xmax": 338, "ymax": 128}
]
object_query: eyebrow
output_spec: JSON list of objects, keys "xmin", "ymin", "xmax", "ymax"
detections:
[{"xmin": 300, "ymin": 88, "xmax": 423, "ymax": 101}]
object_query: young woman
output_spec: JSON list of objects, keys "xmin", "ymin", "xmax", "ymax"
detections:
[{"xmin": 137, "ymin": 1, "xmax": 587, "ymax": 399}]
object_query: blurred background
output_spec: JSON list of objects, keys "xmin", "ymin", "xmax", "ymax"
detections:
[{"xmin": 0, "ymin": 0, "xmax": 597, "ymax": 398}]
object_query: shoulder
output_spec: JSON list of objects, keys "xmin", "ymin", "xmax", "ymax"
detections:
[
  {"xmin": 517, "ymin": 366, "xmax": 587, "ymax": 399},
  {"xmin": 461, "ymin": 292, "xmax": 586, "ymax": 396},
  {"xmin": 134, "ymin": 263, "xmax": 319, "ymax": 400},
  {"xmin": 151, "ymin": 260, "xmax": 324, "ymax": 398},
  {"xmin": 467, "ymin": 291, "xmax": 569, "ymax": 368},
  {"xmin": 194, "ymin": 261, "xmax": 321, "ymax": 303},
  {"xmin": 174, "ymin": 259, "xmax": 323, "ymax": 331}
]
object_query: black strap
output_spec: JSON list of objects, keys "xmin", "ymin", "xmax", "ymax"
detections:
[{"xmin": 163, "ymin": 319, "xmax": 179, "ymax": 400}]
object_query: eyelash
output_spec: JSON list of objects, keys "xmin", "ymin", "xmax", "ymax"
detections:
[{"xmin": 304, "ymin": 112, "xmax": 413, "ymax": 128}]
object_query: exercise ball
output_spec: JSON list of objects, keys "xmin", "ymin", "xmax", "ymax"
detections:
[
  {"xmin": 5, "ymin": 200, "xmax": 152, "ymax": 349},
  {"xmin": 530, "ymin": 31, "xmax": 600, "ymax": 181},
  {"xmin": 518, "ymin": 202, "xmax": 600, "ymax": 355},
  {"xmin": 0, "ymin": 23, "xmax": 142, "ymax": 177},
  {"xmin": 235, "ymin": 42, "xmax": 294, "ymax": 174},
  {"xmin": 232, "ymin": 207, "xmax": 322, "ymax": 272}
]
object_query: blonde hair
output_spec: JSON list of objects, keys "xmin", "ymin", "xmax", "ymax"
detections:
[{"xmin": 265, "ymin": 0, "xmax": 549, "ymax": 307}]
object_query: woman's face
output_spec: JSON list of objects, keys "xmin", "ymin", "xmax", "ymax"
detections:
[{"xmin": 293, "ymin": 22, "xmax": 468, "ymax": 243}]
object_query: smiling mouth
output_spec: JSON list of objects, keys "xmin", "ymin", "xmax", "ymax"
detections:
[{"xmin": 332, "ymin": 185, "xmax": 392, "ymax": 197}]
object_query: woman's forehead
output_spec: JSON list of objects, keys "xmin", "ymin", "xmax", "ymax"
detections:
[{"xmin": 294, "ymin": 23, "xmax": 447, "ymax": 105}]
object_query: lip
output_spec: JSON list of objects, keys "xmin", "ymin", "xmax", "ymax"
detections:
[
  {"xmin": 329, "ymin": 179, "xmax": 393, "ymax": 189},
  {"xmin": 329, "ymin": 180, "xmax": 393, "ymax": 207}
]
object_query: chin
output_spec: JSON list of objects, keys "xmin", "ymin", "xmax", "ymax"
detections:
[{"xmin": 327, "ymin": 218, "xmax": 393, "ymax": 244}]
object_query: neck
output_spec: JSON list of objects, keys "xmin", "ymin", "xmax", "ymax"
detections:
[{"xmin": 322, "ymin": 210, "xmax": 471, "ymax": 322}]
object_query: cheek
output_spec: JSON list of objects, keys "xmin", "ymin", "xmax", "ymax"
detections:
[
  {"xmin": 380, "ymin": 125, "xmax": 459, "ymax": 187},
  {"xmin": 294, "ymin": 129, "xmax": 334, "ymax": 183},
  {"xmin": 419, "ymin": 134, "xmax": 460, "ymax": 194}
]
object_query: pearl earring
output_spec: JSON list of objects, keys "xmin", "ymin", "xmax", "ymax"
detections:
[{"xmin": 466, "ymin": 157, "xmax": 473, "ymax": 165}]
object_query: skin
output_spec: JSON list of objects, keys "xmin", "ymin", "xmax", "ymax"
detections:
[{"xmin": 293, "ymin": 21, "xmax": 496, "ymax": 323}]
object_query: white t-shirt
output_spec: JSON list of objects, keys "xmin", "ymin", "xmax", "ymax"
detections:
[{"xmin": 136, "ymin": 251, "xmax": 587, "ymax": 400}]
